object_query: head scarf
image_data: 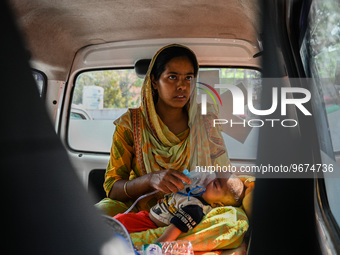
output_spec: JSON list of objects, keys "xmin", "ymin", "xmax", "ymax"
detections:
[{"xmin": 135, "ymin": 44, "xmax": 228, "ymax": 174}]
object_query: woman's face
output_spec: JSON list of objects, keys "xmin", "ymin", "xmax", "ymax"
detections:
[{"xmin": 152, "ymin": 56, "xmax": 195, "ymax": 110}]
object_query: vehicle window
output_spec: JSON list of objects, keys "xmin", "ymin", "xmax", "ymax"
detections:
[
  {"xmin": 198, "ymin": 68, "xmax": 262, "ymax": 160},
  {"xmin": 68, "ymin": 68, "xmax": 261, "ymax": 161},
  {"xmin": 300, "ymin": 0, "xmax": 340, "ymax": 227},
  {"xmin": 70, "ymin": 112, "xmax": 87, "ymax": 120},
  {"xmin": 32, "ymin": 70, "xmax": 46, "ymax": 98},
  {"xmin": 69, "ymin": 69, "xmax": 143, "ymax": 152}
]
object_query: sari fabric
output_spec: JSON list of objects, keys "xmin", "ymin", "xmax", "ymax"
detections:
[
  {"xmin": 98, "ymin": 44, "xmax": 230, "ymax": 215},
  {"xmin": 131, "ymin": 206, "xmax": 249, "ymax": 251}
]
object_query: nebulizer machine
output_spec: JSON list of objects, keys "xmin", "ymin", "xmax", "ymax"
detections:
[{"xmin": 124, "ymin": 168, "xmax": 216, "ymax": 213}]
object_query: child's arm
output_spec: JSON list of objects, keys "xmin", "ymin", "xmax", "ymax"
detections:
[
  {"xmin": 152, "ymin": 204, "xmax": 204, "ymax": 243},
  {"xmin": 154, "ymin": 224, "xmax": 182, "ymax": 243}
]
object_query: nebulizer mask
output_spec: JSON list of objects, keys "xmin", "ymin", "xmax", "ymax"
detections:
[{"xmin": 177, "ymin": 169, "xmax": 216, "ymax": 200}]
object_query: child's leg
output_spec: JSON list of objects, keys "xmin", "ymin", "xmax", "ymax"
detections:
[{"xmin": 114, "ymin": 211, "xmax": 158, "ymax": 233}]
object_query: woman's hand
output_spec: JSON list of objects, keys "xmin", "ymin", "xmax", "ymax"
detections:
[
  {"xmin": 149, "ymin": 169, "xmax": 191, "ymax": 194},
  {"xmin": 109, "ymin": 169, "xmax": 191, "ymax": 201}
]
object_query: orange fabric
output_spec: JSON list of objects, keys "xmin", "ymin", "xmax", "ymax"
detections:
[
  {"xmin": 114, "ymin": 211, "xmax": 158, "ymax": 233},
  {"xmin": 237, "ymin": 175, "xmax": 255, "ymax": 218},
  {"xmin": 194, "ymin": 241, "xmax": 246, "ymax": 254}
]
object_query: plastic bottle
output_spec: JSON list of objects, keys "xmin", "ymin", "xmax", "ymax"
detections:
[{"xmin": 140, "ymin": 240, "xmax": 194, "ymax": 255}]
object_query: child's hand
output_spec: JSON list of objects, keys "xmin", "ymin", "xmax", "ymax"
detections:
[{"xmin": 154, "ymin": 224, "xmax": 182, "ymax": 243}]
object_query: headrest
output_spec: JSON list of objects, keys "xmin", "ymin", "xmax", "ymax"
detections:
[{"xmin": 134, "ymin": 59, "xmax": 151, "ymax": 78}]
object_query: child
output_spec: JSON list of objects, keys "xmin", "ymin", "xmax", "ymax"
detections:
[{"xmin": 114, "ymin": 173, "xmax": 245, "ymax": 243}]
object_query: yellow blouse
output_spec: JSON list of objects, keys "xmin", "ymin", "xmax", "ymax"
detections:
[{"xmin": 104, "ymin": 110, "xmax": 189, "ymax": 197}]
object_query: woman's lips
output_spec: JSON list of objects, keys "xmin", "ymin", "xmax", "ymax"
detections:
[{"xmin": 174, "ymin": 95, "xmax": 186, "ymax": 100}]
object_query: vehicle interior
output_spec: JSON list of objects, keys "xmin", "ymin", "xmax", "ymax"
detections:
[{"xmin": 3, "ymin": 0, "xmax": 340, "ymax": 254}]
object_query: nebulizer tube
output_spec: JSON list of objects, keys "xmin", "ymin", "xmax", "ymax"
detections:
[{"xmin": 124, "ymin": 190, "xmax": 159, "ymax": 214}]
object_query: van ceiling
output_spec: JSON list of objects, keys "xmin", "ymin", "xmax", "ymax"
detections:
[{"xmin": 9, "ymin": 0, "xmax": 260, "ymax": 80}]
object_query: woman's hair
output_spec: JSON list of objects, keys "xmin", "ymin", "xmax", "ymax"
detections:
[
  {"xmin": 151, "ymin": 45, "xmax": 199, "ymax": 81},
  {"xmin": 150, "ymin": 45, "xmax": 198, "ymax": 103}
]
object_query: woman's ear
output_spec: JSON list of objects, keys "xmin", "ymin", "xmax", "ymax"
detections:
[{"xmin": 151, "ymin": 74, "xmax": 158, "ymax": 90}]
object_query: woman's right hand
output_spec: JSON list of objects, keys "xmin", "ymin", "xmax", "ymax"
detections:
[{"xmin": 149, "ymin": 169, "xmax": 191, "ymax": 194}]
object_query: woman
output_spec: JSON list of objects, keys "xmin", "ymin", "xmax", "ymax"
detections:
[{"xmin": 96, "ymin": 44, "xmax": 229, "ymax": 217}]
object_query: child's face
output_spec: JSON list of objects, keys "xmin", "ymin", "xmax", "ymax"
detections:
[{"xmin": 201, "ymin": 176, "xmax": 242, "ymax": 207}]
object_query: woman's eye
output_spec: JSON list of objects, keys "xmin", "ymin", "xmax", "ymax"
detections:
[
  {"xmin": 186, "ymin": 76, "xmax": 193, "ymax": 80},
  {"xmin": 169, "ymin": 75, "xmax": 177, "ymax": 80}
]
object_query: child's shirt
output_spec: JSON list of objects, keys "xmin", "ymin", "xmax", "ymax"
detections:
[{"xmin": 149, "ymin": 192, "xmax": 212, "ymax": 232}]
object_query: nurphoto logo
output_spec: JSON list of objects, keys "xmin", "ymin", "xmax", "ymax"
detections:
[
  {"xmin": 197, "ymin": 82, "xmax": 223, "ymax": 113},
  {"xmin": 198, "ymin": 82, "xmax": 312, "ymax": 128}
]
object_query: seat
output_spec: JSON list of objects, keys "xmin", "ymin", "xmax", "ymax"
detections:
[
  {"xmin": 88, "ymin": 169, "xmax": 107, "ymax": 202},
  {"xmin": 135, "ymin": 59, "xmax": 151, "ymax": 78}
]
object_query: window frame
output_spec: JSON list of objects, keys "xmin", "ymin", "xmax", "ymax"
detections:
[
  {"xmin": 293, "ymin": 0, "xmax": 340, "ymax": 247},
  {"xmin": 67, "ymin": 67, "xmax": 142, "ymax": 155}
]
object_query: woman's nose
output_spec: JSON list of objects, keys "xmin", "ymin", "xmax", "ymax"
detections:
[{"xmin": 177, "ymin": 77, "xmax": 189, "ymax": 90}]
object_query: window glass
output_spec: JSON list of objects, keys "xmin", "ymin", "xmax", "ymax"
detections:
[
  {"xmin": 303, "ymin": 0, "xmax": 340, "ymax": 155},
  {"xmin": 32, "ymin": 70, "xmax": 46, "ymax": 98},
  {"xmin": 301, "ymin": 0, "xmax": 340, "ymax": 227},
  {"xmin": 68, "ymin": 68, "xmax": 261, "ymax": 161},
  {"xmin": 69, "ymin": 69, "xmax": 143, "ymax": 152},
  {"xmin": 199, "ymin": 68, "xmax": 262, "ymax": 160}
]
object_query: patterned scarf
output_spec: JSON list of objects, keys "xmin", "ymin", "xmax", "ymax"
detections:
[{"xmin": 135, "ymin": 44, "xmax": 229, "ymax": 175}]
